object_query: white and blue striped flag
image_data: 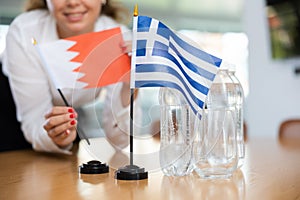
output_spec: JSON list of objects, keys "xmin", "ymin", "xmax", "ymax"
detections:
[{"xmin": 130, "ymin": 15, "xmax": 222, "ymax": 114}]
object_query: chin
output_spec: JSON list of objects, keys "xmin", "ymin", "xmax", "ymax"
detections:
[{"xmin": 66, "ymin": 22, "xmax": 90, "ymax": 33}]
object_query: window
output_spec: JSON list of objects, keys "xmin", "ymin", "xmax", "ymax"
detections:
[{"xmin": 119, "ymin": 0, "xmax": 243, "ymax": 32}]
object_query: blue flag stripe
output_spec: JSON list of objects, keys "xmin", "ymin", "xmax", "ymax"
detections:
[
  {"xmin": 149, "ymin": 47, "xmax": 210, "ymax": 95},
  {"xmin": 135, "ymin": 80, "xmax": 200, "ymax": 114},
  {"xmin": 135, "ymin": 63, "xmax": 206, "ymax": 110},
  {"xmin": 152, "ymin": 40, "xmax": 217, "ymax": 81},
  {"xmin": 168, "ymin": 36, "xmax": 219, "ymax": 75},
  {"xmin": 133, "ymin": 15, "xmax": 221, "ymax": 114},
  {"xmin": 135, "ymin": 54, "xmax": 212, "ymax": 94},
  {"xmin": 135, "ymin": 36, "xmax": 214, "ymax": 90},
  {"xmin": 135, "ymin": 63, "xmax": 208, "ymax": 99},
  {"xmin": 136, "ymin": 56, "xmax": 212, "ymax": 99},
  {"xmin": 148, "ymin": 17, "xmax": 222, "ymax": 67}
]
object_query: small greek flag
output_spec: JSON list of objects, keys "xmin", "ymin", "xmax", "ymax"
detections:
[{"xmin": 131, "ymin": 15, "xmax": 222, "ymax": 114}]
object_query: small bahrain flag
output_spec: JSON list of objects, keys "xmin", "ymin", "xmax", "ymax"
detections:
[{"xmin": 37, "ymin": 27, "xmax": 131, "ymax": 89}]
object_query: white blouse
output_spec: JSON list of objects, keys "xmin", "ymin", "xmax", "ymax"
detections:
[{"xmin": 2, "ymin": 10, "xmax": 135, "ymax": 154}]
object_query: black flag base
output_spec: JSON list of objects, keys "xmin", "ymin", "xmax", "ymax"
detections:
[
  {"xmin": 79, "ymin": 160, "xmax": 109, "ymax": 174},
  {"xmin": 115, "ymin": 164, "xmax": 148, "ymax": 180}
]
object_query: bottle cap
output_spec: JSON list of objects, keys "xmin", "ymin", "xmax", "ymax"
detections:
[{"xmin": 220, "ymin": 60, "xmax": 236, "ymax": 72}]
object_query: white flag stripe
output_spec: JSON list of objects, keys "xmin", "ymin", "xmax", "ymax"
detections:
[
  {"xmin": 135, "ymin": 69, "xmax": 207, "ymax": 105},
  {"xmin": 35, "ymin": 44, "xmax": 60, "ymax": 88},
  {"xmin": 135, "ymin": 70, "xmax": 207, "ymax": 107},
  {"xmin": 133, "ymin": 15, "xmax": 221, "ymax": 114},
  {"xmin": 143, "ymin": 19, "xmax": 159, "ymax": 55},
  {"xmin": 149, "ymin": 17, "xmax": 220, "ymax": 74},
  {"xmin": 136, "ymin": 32, "xmax": 169, "ymax": 49},
  {"xmin": 169, "ymin": 37, "xmax": 220, "ymax": 75},
  {"xmin": 168, "ymin": 47, "xmax": 213, "ymax": 89},
  {"xmin": 135, "ymin": 71, "xmax": 205, "ymax": 111},
  {"xmin": 135, "ymin": 20, "xmax": 214, "ymax": 89},
  {"xmin": 135, "ymin": 34, "xmax": 215, "ymax": 88},
  {"xmin": 39, "ymin": 39, "xmax": 87, "ymax": 89},
  {"xmin": 136, "ymin": 54, "xmax": 213, "ymax": 89},
  {"xmin": 136, "ymin": 17, "xmax": 219, "ymax": 76},
  {"xmin": 40, "ymin": 39, "xmax": 76, "ymax": 52}
]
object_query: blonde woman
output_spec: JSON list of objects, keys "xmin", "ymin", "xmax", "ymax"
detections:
[{"xmin": 3, "ymin": 0, "xmax": 136, "ymax": 154}]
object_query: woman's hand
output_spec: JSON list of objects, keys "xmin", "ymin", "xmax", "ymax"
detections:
[
  {"xmin": 43, "ymin": 106, "xmax": 77, "ymax": 148},
  {"xmin": 120, "ymin": 40, "xmax": 132, "ymax": 56},
  {"xmin": 120, "ymin": 83, "xmax": 139, "ymax": 107}
]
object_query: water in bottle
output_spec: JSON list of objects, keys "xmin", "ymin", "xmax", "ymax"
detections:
[
  {"xmin": 159, "ymin": 88, "xmax": 193, "ymax": 176},
  {"xmin": 227, "ymin": 63, "xmax": 245, "ymax": 168},
  {"xmin": 193, "ymin": 67, "xmax": 239, "ymax": 179}
]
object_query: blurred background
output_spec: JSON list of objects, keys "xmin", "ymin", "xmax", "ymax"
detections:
[{"xmin": 1, "ymin": 0, "xmax": 300, "ymax": 140}]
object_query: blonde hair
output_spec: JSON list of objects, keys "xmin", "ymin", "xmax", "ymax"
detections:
[{"xmin": 24, "ymin": 0, "xmax": 130, "ymax": 24}]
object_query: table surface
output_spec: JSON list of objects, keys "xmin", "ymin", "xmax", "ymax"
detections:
[{"xmin": 0, "ymin": 137, "xmax": 300, "ymax": 200}]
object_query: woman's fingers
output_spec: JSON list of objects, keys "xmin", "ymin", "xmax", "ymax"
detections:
[
  {"xmin": 42, "ymin": 106, "xmax": 79, "ymax": 148},
  {"xmin": 120, "ymin": 41, "xmax": 132, "ymax": 55},
  {"xmin": 44, "ymin": 111, "xmax": 76, "ymax": 130},
  {"xmin": 43, "ymin": 106, "xmax": 78, "ymax": 146},
  {"xmin": 46, "ymin": 118, "xmax": 77, "ymax": 138},
  {"xmin": 44, "ymin": 106, "xmax": 75, "ymax": 118},
  {"xmin": 53, "ymin": 128, "xmax": 77, "ymax": 148}
]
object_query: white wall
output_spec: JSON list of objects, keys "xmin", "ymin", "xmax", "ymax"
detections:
[{"xmin": 244, "ymin": 0, "xmax": 300, "ymax": 139}]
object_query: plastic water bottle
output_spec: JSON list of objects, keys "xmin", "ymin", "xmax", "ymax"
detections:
[
  {"xmin": 159, "ymin": 87, "xmax": 193, "ymax": 176},
  {"xmin": 227, "ymin": 63, "xmax": 245, "ymax": 168},
  {"xmin": 193, "ymin": 67, "xmax": 239, "ymax": 179}
]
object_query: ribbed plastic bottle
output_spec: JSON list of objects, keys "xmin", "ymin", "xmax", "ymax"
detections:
[
  {"xmin": 158, "ymin": 87, "xmax": 194, "ymax": 176},
  {"xmin": 227, "ymin": 63, "xmax": 245, "ymax": 168},
  {"xmin": 193, "ymin": 65, "xmax": 239, "ymax": 178}
]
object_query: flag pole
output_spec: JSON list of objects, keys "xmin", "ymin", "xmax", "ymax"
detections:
[
  {"xmin": 129, "ymin": 89, "xmax": 134, "ymax": 166},
  {"xmin": 32, "ymin": 38, "xmax": 90, "ymax": 145},
  {"xmin": 115, "ymin": 4, "xmax": 148, "ymax": 180},
  {"xmin": 129, "ymin": 3, "xmax": 139, "ymax": 167}
]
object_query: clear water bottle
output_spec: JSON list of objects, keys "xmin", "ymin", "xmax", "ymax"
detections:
[
  {"xmin": 159, "ymin": 87, "xmax": 193, "ymax": 176},
  {"xmin": 193, "ymin": 67, "xmax": 239, "ymax": 179},
  {"xmin": 227, "ymin": 63, "xmax": 245, "ymax": 168}
]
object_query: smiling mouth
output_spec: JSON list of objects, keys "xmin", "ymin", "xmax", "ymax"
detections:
[{"xmin": 64, "ymin": 11, "xmax": 87, "ymax": 22}]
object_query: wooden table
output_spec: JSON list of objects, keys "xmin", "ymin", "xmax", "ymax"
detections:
[{"xmin": 0, "ymin": 137, "xmax": 300, "ymax": 200}]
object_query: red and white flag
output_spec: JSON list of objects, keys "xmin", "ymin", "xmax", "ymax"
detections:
[{"xmin": 36, "ymin": 27, "xmax": 131, "ymax": 89}]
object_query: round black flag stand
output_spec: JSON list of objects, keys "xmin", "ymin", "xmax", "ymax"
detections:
[
  {"xmin": 79, "ymin": 160, "xmax": 109, "ymax": 174},
  {"xmin": 115, "ymin": 164, "xmax": 148, "ymax": 180},
  {"xmin": 115, "ymin": 88, "xmax": 148, "ymax": 180},
  {"xmin": 115, "ymin": 6, "xmax": 148, "ymax": 181}
]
